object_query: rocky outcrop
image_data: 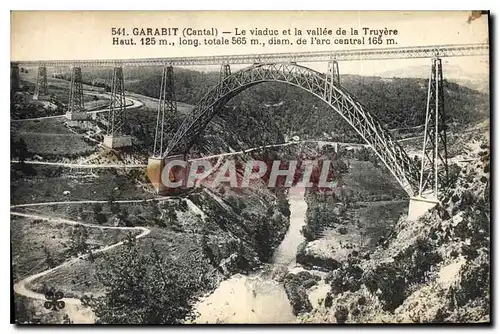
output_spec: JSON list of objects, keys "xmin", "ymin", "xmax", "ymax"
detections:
[
  {"xmin": 296, "ymin": 241, "xmax": 341, "ymax": 271},
  {"xmin": 283, "ymin": 271, "xmax": 318, "ymax": 315}
]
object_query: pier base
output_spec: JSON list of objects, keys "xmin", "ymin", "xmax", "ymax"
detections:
[
  {"xmin": 147, "ymin": 154, "xmax": 188, "ymax": 195},
  {"xmin": 102, "ymin": 135, "xmax": 133, "ymax": 149},
  {"xmin": 147, "ymin": 157, "xmax": 167, "ymax": 195},
  {"xmin": 407, "ymin": 196, "xmax": 439, "ymax": 221}
]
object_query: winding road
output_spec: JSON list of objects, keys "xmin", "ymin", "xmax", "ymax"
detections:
[
  {"xmin": 11, "ymin": 193, "xmax": 180, "ymax": 323},
  {"xmin": 12, "ymin": 90, "xmax": 144, "ymax": 123},
  {"xmin": 12, "ymin": 211, "xmax": 151, "ymax": 303},
  {"xmin": 11, "ymin": 210, "xmax": 150, "ymax": 323},
  {"xmin": 12, "ymin": 87, "xmax": 163, "ymax": 323}
]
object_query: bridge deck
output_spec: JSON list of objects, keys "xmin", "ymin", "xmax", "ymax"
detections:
[{"xmin": 12, "ymin": 43, "xmax": 489, "ymax": 67}]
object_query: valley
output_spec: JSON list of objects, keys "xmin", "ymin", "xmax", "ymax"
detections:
[{"xmin": 10, "ymin": 63, "xmax": 490, "ymax": 324}]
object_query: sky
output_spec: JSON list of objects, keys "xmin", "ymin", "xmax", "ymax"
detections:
[{"xmin": 11, "ymin": 11, "xmax": 489, "ymax": 77}]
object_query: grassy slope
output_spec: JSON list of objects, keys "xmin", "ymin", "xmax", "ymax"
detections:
[
  {"xmin": 11, "ymin": 216, "xmax": 134, "ymax": 282},
  {"xmin": 11, "ymin": 168, "xmax": 150, "ymax": 205},
  {"xmin": 11, "ymin": 118, "xmax": 95, "ymax": 157}
]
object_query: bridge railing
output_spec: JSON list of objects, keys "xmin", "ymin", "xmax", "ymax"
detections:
[{"xmin": 12, "ymin": 43, "xmax": 489, "ymax": 67}]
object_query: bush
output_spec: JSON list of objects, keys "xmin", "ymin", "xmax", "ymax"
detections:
[
  {"xmin": 335, "ymin": 305, "xmax": 349, "ymax": 323},
  {"xmin": 330, "ymin": 260, "xmax": 364, "ymax": 294},
  {"xmin": 363, "ymin": 263, "xmax": 406, "ymax": 312},
  {"xmin": 302, "ymin": 205, "xmax": 339, "ymax": 241},
  {"xmin": 84, "ymin": 237, "xmax": 204, "ymax": 324},
  {"xmin": 95, "ymin": 213, "xmax": 107, "ymax": 225},
  {"xmin": 68, "ymin": 224, "xmax": 90, "ymax": 257},
  {"xmin": 451, "ymin": 251, "xmax": 490, "ymax": 308},
  {"xmin": 92, "ymin": 203, "xmax": 103, "ymax": 215}
]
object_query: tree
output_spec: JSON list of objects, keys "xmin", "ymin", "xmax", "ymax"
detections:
[
  {"xmin": 117, "ymin": 207, "xmax": 128, "ymax": 221},
  {"xmin": 109, "ymin": 200, "xmax": 120, "ymax": 215},
  {"xmin": 92, "ymin": 203, "xmax": 103, "ymax": 215},
  {"xmin": 93, "ymin": 202, "xmax": 106, "ymax": 224},
  {"xmin": 11, "ymin": 138, "xmax": 34, "ymax": 177},
  {"xmin": 149, "ymin": 200, "xmax": 161, "ymax": 219},
  {"xmin": 254, "ymin": 215, "xmax": 272, "ymax": 262},
  {"xmin": 68, "ymin": 224, "xmax": 90, "ymax": 257},
  {"xmin": 43, "ymin": 246, "xmax": 56, "ymax": 268},
  {"xmin": 85, "ymin": 236, "xmax": 203, "ymax": 324},
  {"xmin": 95, "ymin": 213, "xmax": 107, "ymax": 225},
  {"xmin": 277, "ymin": 194, "xmax": 291, "ymax": 217}
]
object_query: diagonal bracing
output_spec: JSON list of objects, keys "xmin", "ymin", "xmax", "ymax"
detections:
[
  {"xmin": 418, "ymin": 57, "xmax": 449, "ymax": 198},
  {"xmin": 153, "ymin": 66, "xmax": 177, "ymax": 157},
  {"xmin": 68, "ymin": 67, "xmax": 84, "ymax": 113},
  {"xmin": 33, "ymin": 66, "xmax": 47, "ymax": 100},
  {"xmin": 163, "ymin": 62, "xmax": 420, "ymax": 196},
  {"xmin": 106, "ymin": 67, "xmax": 126, "ymax": 136}
]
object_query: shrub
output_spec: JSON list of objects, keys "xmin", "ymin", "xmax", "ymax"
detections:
[{"xmin": 84, "ymin": 237, "xmax": 204, "ymax": 324}]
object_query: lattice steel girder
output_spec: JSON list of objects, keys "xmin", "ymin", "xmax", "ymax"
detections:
[
  {"xmin": 324, "ymin": 59, "xmax": 340, "ymax": 96},
  {"xmin": 33, "ymin": 66, "xmax": 47, "ymax": 99},
  {"xmin": 153, "ymin": 66, "xmax": 177, "ymax": 157},
  {"xmin": 220, "ymin": 63, "xmax": 231, "ymax": 79},
  {"xmin": 164, "ymin": 62, "xmax": 420, "ymax": 196},
  {"xmin": 218, "ymin": 63, "xmax": 232, "ymax": 96},
  {"xmin": 14, "ymin": 43, "xmax": 489, "ymax": 67},
  {"xmin": 418, "ymin": 58, "xmax": 449, "ymax": 198},
  {"xmin": 68, "ymin": 67, "xmax": 84, "ymax": 113},
  {"xmin": 326, "ymin": 59, "xmax": 340, "ymax": 85},
  {"xmin": 106, "ymin": 67, "xmax": 126, "ymax": 136}
]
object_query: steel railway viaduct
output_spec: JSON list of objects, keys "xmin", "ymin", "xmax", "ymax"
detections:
[{"xmin": 11, "ymin": 43, "xmax": 489, "ymax": 220}]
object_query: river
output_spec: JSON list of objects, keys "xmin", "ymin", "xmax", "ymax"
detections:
[{"xmin": 193, "ymin": 187, "xmax": 308, "ymax": 324}]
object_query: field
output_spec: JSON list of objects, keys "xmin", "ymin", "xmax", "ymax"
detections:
[
  {"xmin": 27, "ymin": 226, "xmax": 210, "ymax": 299},
  {"xmin": 12, "ymin": 119, "xmax": 95, "ymax": 156},
  {"xmin": 11, "ymin": 167, "xmax": 151, "ymax": 205},
  {"xmin": 11, "ymin": 216, "xmax": 135, "ymax": 282}
]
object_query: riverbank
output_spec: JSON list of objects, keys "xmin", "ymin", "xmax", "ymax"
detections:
[
  {"xmin": 191, "ymin": 188, "xmax": 306, "ymax": 324},
  {"xmin": 191, "ymin": 182, "xmax": 409, "ymax": 323}
]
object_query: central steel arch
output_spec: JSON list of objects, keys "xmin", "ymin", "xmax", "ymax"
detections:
[{"xmin": 163, "ymin": 63, "xmax": 420, "ymax": 196}]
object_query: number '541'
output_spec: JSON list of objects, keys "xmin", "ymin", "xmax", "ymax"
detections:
[{"xmin": 112, "ymin": 28, "xmax": 126, "ymax": 35}]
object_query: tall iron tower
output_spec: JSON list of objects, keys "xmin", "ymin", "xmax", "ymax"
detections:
[
  {"xmin": 418, "ymin": 57, "xmax": 449, "ymax": 199},
  {"xmin": 153, "ymin": 66, "xmax": 177, "ymax": 157},
  {"xmin": 11, "ymin": 63, "xmax": 20, "ymax": 91},
  {"xmin": 106, "ymin": 66, "xmax": 126, "ymax": 137},
  {"xmin": 33, "ymin": 66, "xmax": 47, "ymax": 100},
  {"xmin": 68, "ymin": 67, "xmax": 84, "ymax": 113}
]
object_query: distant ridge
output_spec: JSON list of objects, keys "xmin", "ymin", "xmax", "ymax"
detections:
[{"xmin": 376, "ymin": 64, "xmax": 489, "ymax": 93}]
